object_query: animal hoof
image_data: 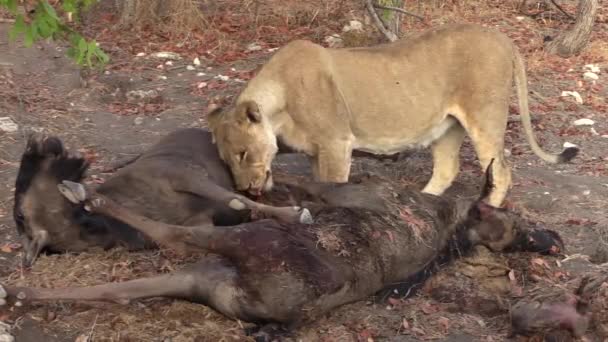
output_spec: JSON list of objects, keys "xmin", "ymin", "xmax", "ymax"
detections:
[
  {"xmin": 229, "ymin": 199, "xmax": 247, "ymax": 211},
  {"xmin": 299, "ymin": 208, "xmax": 314, "ymax": 225},
  {"xmin": 57, "ymin": 180, "xmax": 87, "ymax": 204}
]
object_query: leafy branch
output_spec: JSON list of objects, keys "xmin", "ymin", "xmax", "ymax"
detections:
[{"xmin": 0, "ymin": 0, "xmax": 109, "ymax": 68}]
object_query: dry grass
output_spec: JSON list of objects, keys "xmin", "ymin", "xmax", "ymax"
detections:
[{"xmin": 6, "ymin": 249, "xmax": 252, "ymax": 342}]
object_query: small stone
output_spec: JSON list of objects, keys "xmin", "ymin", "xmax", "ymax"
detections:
[
  {"xmin": 583, "ymin": 190, "xmax": 591, "ymax": 196},
  {"xmin": 158, "ymin": 75, "xmax": 167, "ymax": 80},
  {"xmin": 573, "ymin": 118, "xmax": 595, "ymax": 126},
  {"xmin": 268, "ymin": 47, "xmax": 279, "ymax": 52},
  {"xmin": 0, "ymin": 117, "xmax": 17, "ymax": 132},
  {"xmin": 193, "ymin": 57, "xmax": 201, "ymax": 66},
  {"xmin": 215, "ymin": 75, "xmax": 229, "ymax": 81},
  {"xmin": 133, "ymin": 117, "xmax": 144, "ymax": 125},
  {"xmin": 197, "ymin": 82, "xmax": 207, "ymax": 89},
  {"xmin": 0, "ymin": 285, "xmax": 6, "ymax": 298},
  {"xmin": 206, "ymin": 67, "xmax": 213, "ymax": 70},
  {"xmin": 515, "ymin": 16, "xmax": 525, "ymax": 21},
  {"xmin": 591, "ymin": 127, "xmax": 599, "ymax": 136},
  {"xmin": 324, "ymin": 34, "xmax": 343, "ymax": 48},
  {"xmin": 196, "ymin": 72, "xmax": 206, "ymax": 77},
  {"xmin": 151, "ymin": 51, "xmax": 181, "ymax": 60},
  {"xmin": 14, "ymin": 301, "xmax": 22, "ymax": 307},
  {"xmin": 543, "ymin": 192, "xmax": 550, "ymax": 195},
  {"xmin": 246, "ymin": 43, "xmax": 262, "ymax": 52},
  {"xmin": 584, "ymin": 64, "xmax": 600, "ymax": 74},
  {"xmin": 563, "ymin": 141, "xmax": 578, "ymax": 148},
  {"xmin": 104, "ymin": 70, "xmax": 111, "ymax": 75},
  {"xmin": 583, "ymin": 72, "xmax": 599, "ymax": 81},
  {"xmin": 186, "ymin": 65, "xmax": 195, "ymax": 71},
  {"xmin": 561, "ymin": 91, "xmax": 583, "ymax": 104},
  {"xmin": 164, "ymin": 60, "xmax": 173, "ymax": 66},
  {"xmin": 0, "ymin": 334, "xmax": 15, "ymax": 342},
  {"xmin": 136, "ymin": 52, "xmax": 146, "ymax": 57},
  {"xmin": 16, "ymin": 291, "xmax": 26, "ymax": 300},
  {"xmin": 342, "ymin": 20, "xmax": 363, "ymax": 32},
  {"xmin": 504, "ymin": 149, "xmax": 511, "ymax": 157}
]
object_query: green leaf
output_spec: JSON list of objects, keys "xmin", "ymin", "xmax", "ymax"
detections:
[
  {"xmin": 41, "ymin": 1, "xmax": 60, "ymax": 21},
  {"xmin": 86, "ymin": 40, "xmax": 97, "ymax": 66},
  {"xmin": 5, "ymin": 0, "xmax": 18, "ymax": 14},
  {"xmin": 9, "ymin": 15, "xmax": 26, "ymax": 41},
  {"xmin": 94, "ymin": 47, "xmax": 110, "ymax": 64},
  {"xmin": 62, "ymin": 0, "xmax": 76, "ymax": 13},
  {"xmin": 24, "ymin": 26, "xmax": 35, "ymax": 47}
]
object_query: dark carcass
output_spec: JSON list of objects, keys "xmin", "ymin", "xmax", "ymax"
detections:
[
  {"xmin": 12, "ymin": 129, "xmax": 312, "ymax": 266},
  {"xmin": 2, "ymin": 153, "xmax": 563, "ymax": 336}
]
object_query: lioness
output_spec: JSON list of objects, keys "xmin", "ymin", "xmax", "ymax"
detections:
[{"xmin": 207, "ymin": 23, "xmax": 578, "ymax": 207}]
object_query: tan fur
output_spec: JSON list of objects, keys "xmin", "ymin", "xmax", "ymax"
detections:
[{"xmin": 208, "ymin": 24, "xmax": 577, "ymax": 207}]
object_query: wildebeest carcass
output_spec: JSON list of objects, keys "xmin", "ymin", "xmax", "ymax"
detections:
[
  {"xmin": 1, "ymin": 154, "xmax": 564, "ymax": 338},
  {"xmin": 12, "ymin": 129, "xmax": 312, "ymax": 267}
]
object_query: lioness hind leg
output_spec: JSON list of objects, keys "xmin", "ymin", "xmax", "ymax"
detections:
[
  {"xmin": 466, "ymin": 127, "xmax": 512, "ymax": 208},
  {"xmin": 422, "ymin": 123, "xmax": 466, "ymax": 196}
]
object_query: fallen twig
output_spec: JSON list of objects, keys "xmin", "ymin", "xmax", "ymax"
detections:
[
  {"xmin": 373, "ymin": 3, "xmax": 424, "ymax": 21},
  {"xmin": 365, "ymin": 0, "xmax": 397, "ymax": 42},
  {"xmin": 0, "ymin": 18, "xmax": 16, "ymax": 23},
  {"xmin": 548, "ymin": 0, "xmax": 575, "ymax": 20}
]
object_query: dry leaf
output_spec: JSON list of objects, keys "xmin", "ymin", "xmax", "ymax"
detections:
[
  {"xmin": 438, "ymin": 316, "xmax": 450, "ymax": 332},
  {"xmin": 420, "ymin": 302, "xmax": 438, "ymax": 315},
  {"xmin": 385, "ymin": 230, "xmax": 395, "ymax": 242},
  {"xmin": 388, "ymin": 297, "xmax": 402, "ymax": 307},
  {"xmin": 411, "ymin": 327, "xmax": 426, "ymax": 335},
  {"xmin": 402, "ymin": 318, "xmax": 410, "ymax": 330}
]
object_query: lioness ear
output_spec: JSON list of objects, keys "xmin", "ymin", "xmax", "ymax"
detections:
[
  {"xmin": 206, "ymin": 106, "xmax": 223, "ymax": 132},
  {"xmin": 206, "ymin": 106, "xmax": 224, "ymax": 144},
  {"xmin": 237, "ymin": 101, "xmax": 262, "ymax": 124}
]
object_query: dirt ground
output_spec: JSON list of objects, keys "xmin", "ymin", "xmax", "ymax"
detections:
[{"xmin": 1, "ymin": 1, "xmax": 608, "ymax": 341}]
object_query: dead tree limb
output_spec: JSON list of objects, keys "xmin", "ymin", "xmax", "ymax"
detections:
[
  {"xmin": 373, "ymin": 3, "xmax": 424, "ymax": 21},
  {"xmin": 365, "ymin": 0, "xmax": 398, "ymax": 42},
  {"xmin": 549, "ymin": 0, "xmax": 575, "ymax": 20}
]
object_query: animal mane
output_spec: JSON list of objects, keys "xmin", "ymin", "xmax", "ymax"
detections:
[
  {"xmin": 13, "ymin": 134, "xmax": 152, "ymax": 251},
  {"xmin": 13, "ymin": 135, "xmax": 89, "ymax": 234},
  {"xmin": 15, "ymin": 135, "xmax": 90, "ymax": 198}
]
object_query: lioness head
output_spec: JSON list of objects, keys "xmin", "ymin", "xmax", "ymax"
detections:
[{"xmin": 207, "ymin": 101, "xmax": 278, "ymax": 195}]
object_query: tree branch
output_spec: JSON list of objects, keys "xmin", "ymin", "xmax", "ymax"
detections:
[
  {"xmin": 365, "ymin": 0, "xmax": 398, "ymax": 42},
  {"xmin": 373, "ymin": 3, "xmax": 424, "ymax": 21},
  {"xmin": 549, "ymin": 0, "xmax": 575, "ymax": 20}
]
